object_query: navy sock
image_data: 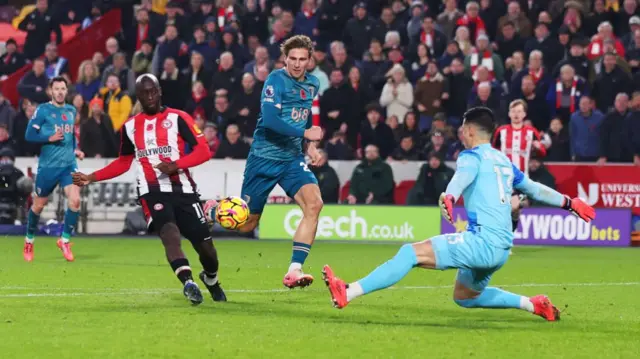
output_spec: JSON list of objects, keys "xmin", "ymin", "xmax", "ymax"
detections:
[
  {"xmin": 291, "ymin": 241, "xmax": 312, "ymax": 265},
  {"xmin": 62, "ymin": 208, "xmax": 79, "ymax": 241},
  {"xmin": 26, "ymin": 209, "xmax": 40, "ymax": 242}
]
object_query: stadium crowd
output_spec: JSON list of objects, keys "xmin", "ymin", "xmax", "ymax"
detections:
[{"xmin": 0, "ymin": 0, "xmax": 639, "ymax": 171}]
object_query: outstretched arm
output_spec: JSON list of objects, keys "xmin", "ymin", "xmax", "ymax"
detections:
[
  {"xmin": 73, "ymin": 129, "xmax": 135, "ymax": 185},
  {"xmin": 512, "ymin": 164, "xmax": 595, "ymax": 222}
]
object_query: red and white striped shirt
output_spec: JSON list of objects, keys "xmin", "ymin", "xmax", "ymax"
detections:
[
  {"xmin": 492, "ymin": 124, "xmax": 546, "ymax": 175},
  {"xmin": 94, "ymin": 107, "xmax": 209, "ymax": 197}
]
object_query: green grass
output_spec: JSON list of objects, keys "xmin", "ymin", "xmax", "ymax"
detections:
[{"xmin": 0, "ymin": 237, "xmax": 639, "ymax": 359}]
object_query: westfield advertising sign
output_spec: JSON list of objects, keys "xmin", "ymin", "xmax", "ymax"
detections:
[{"xmin": 545, "ymin": 164, "xmax": 640, "ymax": 215}]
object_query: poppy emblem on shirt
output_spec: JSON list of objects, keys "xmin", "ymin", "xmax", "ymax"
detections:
[
  {"xmin": 61, "ymin": 113, "xmax": 68, "ymax": 121},
  {"xmin": 300, "ymin": 89, "xmax": 307, "ymax": 99},
  {"xmin": 146, "ymin": 124, "xmax": 154, "ymax": 131},
  {"xmin": 162, "ymin": 119, "xmax": 172, "ymax": 129}
]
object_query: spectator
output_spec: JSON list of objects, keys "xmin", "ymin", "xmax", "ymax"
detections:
[
  {"xmin": 183, "ymin": 51, "xmax": 213, "ymax": 94},
  {"xmin": 306, "ymin": 56, "xmax": 329, "ymax": 96},
  {"xmin": 592, "ymin": 52, "xmax": 633, "ymax": 113},
  {"xmin": 469, "ymin": 81, "xmax": 503, "ymax": 121},
  {"xmin": 465, "ymin": 34, "xmax": 504, "ymax": 82},
  {"xmin": 0, "ymin": 39, "xmax": 26, "ymax": 79},
  {"xmin": 623, "ymin": 17, "xmax": 640, "ymax": 51},
  {"xmin": 0, "ymin": 92, "xmax": 16, "ymax": 136},
  {"xmin": 414, "ymin": 61, "xmax": 447, "ymax": 132},
  {"xmin": 626, "ymin": 29, "xmax": 640, "ymax": 72},
  {"xmin": 203, "ymin": 16, "xmax": 221, "ymax": 45},
  {"xmin": 18, "ymin": 59, "xmax": 49, "ymax": 104},
  {"xmin": 386, "ymin": 115, "xmax": 403, "ymax": 143},
  {"xmin": 547, "ymin": 64, "xmax": 589, "ymax": 123},
  {"xmin": 233, "ymin": 73, "xmax": 261, "ymax": 137},
  {"xmin": 520, "ymin": 75, "xmax": 551, "ymax": 131},
  {"xmin": 422, "ymin": 129, "xmax": 449, "ymax": 161},
  {"xmin": 244, "ymin": 46, "xmax": 272, "ymax": 78},
  {"xmin": 12, "ymin": 99, "xmax": 40, "ymax": 157},
  {"xmin": 504, "ymin": 50, "xmax": 525, "ymax": 83},
  {"xmin": 211, "ymin": 52, "xmax": 242, "ymax": 101},
  {"xmin": 101, "ymin": 52, "xmax": 136, "ymax": 96},
  {"xmin": 192, "ymin": 0, "xmax": 215, "ymax": 27},
  {"xmin": 189, "ymin": 26, "xmax": 219, "ymax": 71},
  {"xmin": 320, "ymin": 68, "xmax": 353, "ymax": 138},
  {"xmin": 242, "ymin": 0, "xmax": 269, "ymax": 43},
  {"xmin": 129, "ymin": 8, "xmax": 158, "ymax": 51},
  {"xmin": 344, "ymin": 2, "xmax": 378, "ymax": 60},
  {"xmin": 202, "ymin": 122, "xmax": 220, "ymax": 158},
  {"xmin": 444, "ymin": 58, "xmax": 473, "ymax": 127},
  {"xmin": 587, "ymin": 21, "xmax": 626, "ymax": 60},
  {"xmin": 0, "ymin": 124, "xmax": 15, "ymax": 153},
  {"xmin": 18, "ymin": 0, "xmax": 62, "ymax": 60},
  {"xmin": 345, "ymin": 66, "xmax": 373, "ymax": 147},
  {"xmin": 310, "ymin": 149, "xmax": 340, "ymax": 204},
  {"xmin": 0, "ymin": 147, "xmax": 31, "ymax": 225},
  {"xmin": 406, "ymin": 2, "xmax": 426, "ymax": 41},
  {"xmin": 626, "ymin": 92, "xmax": 640, "ymax": 165},
  {"xmin": 454, "ymin": 25, "xmax": 473, "ymax": 55},
  {"xmin": 431, "ymin": 113, "xmax": 456, "ymax": 142},
  {"xmin": 389, "ymin": 134, "xmax": 421, "ymax": 161},
  {"xmin": 98, "ymin": 73, "xmax": 133, "ymax": 131},
  {"xmin": 447, "ymin": 126, "xmax": 465, "ymax": 161},
  {"xmin": 294, "ymin": 0, "xmax": 319, "ymax": 40},
  {"xmin": 75, "ymin": 60, "xmax": 101, "ymax": 102},
  {"xmin": 525, "ymin": 22, "xmax": 564, "ymax": 72},
  {"xmin": 267, "ymin": 19, "xmax": 289, "ymax": 60},
  {"xmin": 599, "ymin": 93, "xmax": 632, "ymax": 163},
  {"xmin": 456, "ymin": 1, "xmax": 486, "ymax": 43},
  {"xmin": 210, "ymin": 94, "xmax": 235, "ymax": 134},
  {"xmin": 80, "ymin": 97, "xmax": 118, "ymax": 158},
  {"xmin": 437, "ymin": 0, "xmax": 464, "ymax": 39},
  {"xmin": 184, "ymin": 81, "xmax": 213, "ymax": 124},
  {"xmin": 103, "ymin": 37, "xmax": 120, "ymax": 70},
  {"xmin": 527, "ymin": 156, "xmax": 557, "ymax": 206},
  {"xmin": 324, "ymin": 125, "xmax": 355, "ymax": 160},
  {"xmin": 158, "ymin": 57, "xmax": 185, "ymax": 109},
  {"xmin": 219, "ymin": 26, "xmax": 250, "ymax": 67},
  {"xmin": 544, "ymin": 117, "xmax": 571, "ymax": 162},
  {"xmin": 132, "ymin": 40, "xmax": 155, "ymax": 76},
  {"xmin": 215, "ymin": 124, "xmax": 250, "ymax": 159},
  {"xmin": 406, "ymin": 152, "xmax": 454, "ymax": 205},
  {"xmin": 377, "ymin": 6, "xmax": 407, "ymax": 47},
  {"xmin": 360, "ymin": 104, "xmax": 395, "ymax": 159},
  {"xmin": 494, "ymin": 21, "xmax": 526, "ymax": 68},
  {"xmin": 380, "ymin": 64, "xmax": 414, "ymax": 122},
  {"xmin": 328, "ymin": 42, "xmax": 356, "ymax": 76},
  {"xmin": 553, "ymin": 40, "xmax": 596, "ymax": 83},
  {"xmin": 570, "ymin": 96, "xmax": 604, "ymax": 162},
  {"xmin": 346, "ymin": 144, "xmax": 394, "ymax": 204},
  {"xmin": 413, "ymin": 16, "xmax": 447, "ymax": 59},
  {"xmin": 161, "ymin": 2, "xmax": 189, "ymax": 41},
  {"xmin": 361, "ymin": 39, "xmax": 393, "ymax": 98},
  {"xmin": 153, "ymin": 24, "xmax": 188, "ymax": 74},
  {"xmin": 43, "ymin": 42, "xmax": 69, "ymax": 79},
  {"xmin": 498, "ymin": 1, "xmax": 533, "ymax": 38},
  {"xmin": 511, "ymin": 52, "xmax": 552, "ymax": 103},
  {"xmin": 437, "ymin": 41, "xmax": 464, "ymax": 76},
  {"xmin": 617, "ymin": 0, "xmax": 639, "ymax": 37}
]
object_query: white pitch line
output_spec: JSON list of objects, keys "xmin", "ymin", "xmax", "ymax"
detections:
[{"xmin": 0, "ymin": 282, "xmax": 638, "ymax": 298}]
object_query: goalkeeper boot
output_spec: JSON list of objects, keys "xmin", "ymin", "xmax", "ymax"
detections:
[
  {"xmin": 23, "ymin": 241, "xmax": 34, "ymax": 262},
  {"xmin": 199, "ymin": 271, "xmax": 227, "ymax": 302},
  {"xmin": 183, "ymin": 280, "xmax": 204, "ymax": 305},
  {"xmin": 530, "ymin": 295, "xmax": 561, "ymax": 321},
  {"xmin": 56, "ymin": 239, "xmax": 74, "ymax": 262},
  {"xmin": 283, "ymin": 270, "xmax": 314, "ymax": 289},
  {"xmin": 322, "ymin": 265, "xmax": 348, "ymax": 309}
]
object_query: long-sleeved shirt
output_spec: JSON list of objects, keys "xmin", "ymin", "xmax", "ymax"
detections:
[{"xmin": 569, "ymin": 110, "xmax": 604, "ymax": 158}]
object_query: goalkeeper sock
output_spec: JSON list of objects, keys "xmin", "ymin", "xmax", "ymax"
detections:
[
  {"xmin": 25, "ymin": 209, "xmax": 40, "ymax": 243},
  {"xmin": 356, "ymin": 244, "xmax": 417, "ymax": 298},
  {"xmin": 454, "ymin": 287, "xmax": 533, "ymax": 312},
  {"xmin": 61, "ymin": 209, "xmax": 79, "ymax": 243},
  {"xmin": 170, "ymin": 258, "xmax": 194, "ymax": 285}
]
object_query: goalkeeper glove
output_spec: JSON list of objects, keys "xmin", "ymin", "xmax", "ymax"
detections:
[
  {"xmin": 439, "ymin": 193, "xmax": 455, "ymax": 224},
  {"xmin": 562, "ymin": 196, "xmax": 596, "ymax": 222}
]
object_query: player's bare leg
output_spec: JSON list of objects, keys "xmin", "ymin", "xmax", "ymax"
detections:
[
  {"xmin": 55, "ymin": 184, "xmax": 81, "ymax": 261},
  {"xmin": 23, "ymin": 195, "xmax": 49, "ymax": 261},
  {"xmin": 284, "ymin": 184, "xmax": 323, "ymax": 288},
  {"xmin": 159, "ymin": 223, "xmax": 203, "ymax": 305},
  {"xmin": 323, "ymin": 239, "xmax": 560, "ymax": 320}
]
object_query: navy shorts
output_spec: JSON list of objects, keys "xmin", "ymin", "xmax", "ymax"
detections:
[
  {"xmin": 34, "ymin": 166, "xmax": 76, "ymax": 197},
  {"xmin": 241, "ymin": 154, "xmax": 318, "ymax": 214}
]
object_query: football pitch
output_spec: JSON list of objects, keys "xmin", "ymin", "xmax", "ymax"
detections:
[{"xmin": 0, "ymin": 237, "xmax": 638, "ymax": 359}]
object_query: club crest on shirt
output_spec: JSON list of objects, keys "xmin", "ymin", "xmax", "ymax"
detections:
[
  {"xmin": 162, "ymin": 119, "xmax": 172, "ymax": 129},
  {"xmin": 309, "ymin": 87, "xmax": 314, "ymax": 97},
  {"xmin": 264, "ymin": 85, "xmax": 274, "ymax": 98}
]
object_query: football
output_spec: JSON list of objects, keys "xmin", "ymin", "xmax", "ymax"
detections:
[{"xmin": 215, "ymin": 196, "xmax": 250, "ymax": 230}]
